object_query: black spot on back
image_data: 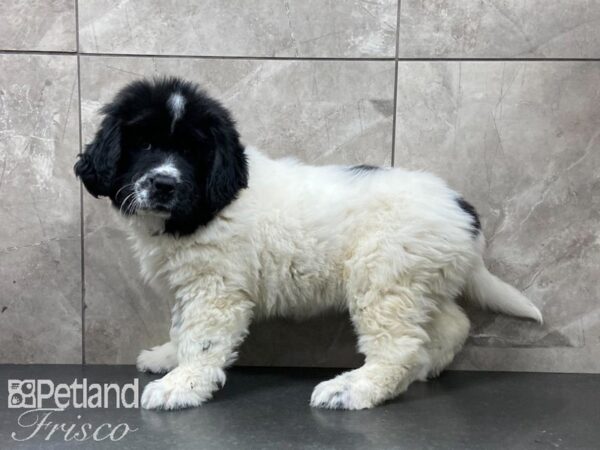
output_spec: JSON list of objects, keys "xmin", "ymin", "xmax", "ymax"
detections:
[
  {"xmin": 349, "ymin": 164, "xmax": 380, "ymax": 174},
  {"xmin": 456, "ymin": 197, "xmax": 481, "ymax": 237}
]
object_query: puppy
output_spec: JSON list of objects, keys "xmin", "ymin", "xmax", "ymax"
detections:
[{"xmin": 75, "ymin": 77, "xmax": 542, "ymax": 410}]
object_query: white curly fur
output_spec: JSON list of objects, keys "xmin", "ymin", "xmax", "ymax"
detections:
[{"xmin": 125, "ymin": 147, "xmax": 541, "ymax": 410}]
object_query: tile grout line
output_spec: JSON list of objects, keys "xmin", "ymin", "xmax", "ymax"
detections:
[
  {"xmin": 0, "ymin": 49, "xmax": 395, "ymax": 61},
  {"xmin": 390, "ymin": 0, "xmax": 401, "ymax": 168},
  {"xmin": 0, "ymin": 48, "xmax": 599, "ymax": 62},
  {"xmin": 399, "ymin": 57, "xmax": 600, "ymax": 61},
  {"xmin": 76, "ymin": 52, "xmax": 397, "ymax": 61},
  {"xmin": 75, "ymin": 0, "xmax": 86, "ymax": 366}
]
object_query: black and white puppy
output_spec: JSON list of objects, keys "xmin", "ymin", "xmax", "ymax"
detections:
[{"xmin": 75, "ymin": 77, "xmax": 542, "ymax": 410}]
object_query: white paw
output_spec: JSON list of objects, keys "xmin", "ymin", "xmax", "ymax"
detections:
[
  {"xmin": 310, "ymin": 374, "xmax": 377, "ymax": 410},
  {"xmin": 141, "ymin": 366, "xmax": 225, "ymax": 410},
  {"xmin": 136, "ymin": 342, "xmax": 178, "ymax": 374}
]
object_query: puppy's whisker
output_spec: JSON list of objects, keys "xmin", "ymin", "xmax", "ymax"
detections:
[
  {"xmin": 120, "ymin": 192, "xmax": 137, "ymax": 216},
  {"xmin": 128, "ymin": 193, "xmax": 142, "ymax": 215},
  {"xmin": 127, "ymin": 197, "xmax": 139, "ymax": 216},
  {"xmin": 127, "ymin": 197, "xmax": 138, "ymax": 216},
  {"xmin": 115, "ymin": 184, "xmax": 131, "ymax": 199},
  {"xmin": 115, "ymin": 182, "xmax": 137, "ymax": 201}
]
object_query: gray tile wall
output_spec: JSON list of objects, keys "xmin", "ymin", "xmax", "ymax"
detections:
[{"xmin": 0, "ymin": 1, "xmax": 598, "ymax": 372}]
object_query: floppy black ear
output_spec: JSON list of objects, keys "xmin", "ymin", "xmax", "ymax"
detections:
[
  {"xmin": 74, "ymin": 114, "xmax": 121, "ymax": 198},
  {"xmin": 205, "ymin": 126, "xmax": 248, "ymax": 213}
]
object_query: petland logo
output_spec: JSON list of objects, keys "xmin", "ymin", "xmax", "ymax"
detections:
[{"xmin": 7, "ymin": 378, "xmax": 139, "ymax": 442}]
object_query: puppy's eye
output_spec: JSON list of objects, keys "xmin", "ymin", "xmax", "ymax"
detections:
[{"xmin": 142, "ymin": 144, "xmax": 152, "ymax": 151}]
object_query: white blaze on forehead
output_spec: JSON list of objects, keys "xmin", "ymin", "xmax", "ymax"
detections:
[{"xmin": 167, "ymin": 92, "xmax": 186, "ymax": 132}]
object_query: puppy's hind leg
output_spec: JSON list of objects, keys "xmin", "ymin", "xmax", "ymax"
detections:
[
  {"xmin": 420, "ymin": 301, "xmax": 470, "ymax": 380},
  {"xmin": 310, "ymin": 287, "xmax": 433, "ymax": 410}
]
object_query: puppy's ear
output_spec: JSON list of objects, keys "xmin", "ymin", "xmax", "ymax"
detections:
[
  {"xmin": 205, "ymin": 126, "xmax": 248, "ymax": 213},
  {"xmin": 74, "ymin": 114, "xmax": 121, "ymax": 198}
]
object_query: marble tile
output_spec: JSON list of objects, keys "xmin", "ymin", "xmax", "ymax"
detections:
[
  {"xmin": 0, "ymin": 0, "xmax": 76, "ymax": 52},
  {"xmin": 395, "ymin": 61, "xmax": 600, "ymax": 372},
  {"xmin": 80, "ymin": 55, "xmax": 394, "ymax": 363},
  {"xmin": 82, "ymin": 200, "xmax": 172, "ymax": 364},
  {"xmin": 79, "ymin": 0, "xmax": 397, "ymax": 57},
  {"xmin": 399, "ymin": 0, "xmax": 600, "ymax": 58},
  {"xmin": 237, "ymin": 314, "xmax": 363, "ymax": 368},
  {"xmin": 0, "ymin": 54, "xmax": 81, "ymax": 363}
]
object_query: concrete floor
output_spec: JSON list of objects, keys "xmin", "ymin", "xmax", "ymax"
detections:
[{"xmin": 0, "ymin": 365, "xmax": 598, "ymax": 449}]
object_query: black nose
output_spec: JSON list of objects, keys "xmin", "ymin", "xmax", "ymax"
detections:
[{"xmin": 150, "ymin": 174, "xmax": 177, "ymax": 196}]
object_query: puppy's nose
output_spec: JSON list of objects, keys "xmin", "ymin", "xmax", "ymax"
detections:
[{"xmin": 150, "ymin": 174, "xmax": 177, "ymax": 196}]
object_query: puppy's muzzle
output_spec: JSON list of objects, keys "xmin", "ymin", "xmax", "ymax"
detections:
[{"xmin": 137, "ymin": 173, "xmax": 178, "ymax": 210}]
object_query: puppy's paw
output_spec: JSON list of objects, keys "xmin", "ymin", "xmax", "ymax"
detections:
[
  {"xmin": 141, "ymin": 378, "xmax": 204, "ymax": 410},
  {"xmin": 310, "ymin": 374, "xmax": 378, "ymax": 410},
  {"xmin": 136, "ymin": 342, "xmax": 178, "ymax": 374},
  {"xmin": 141, "ymin": 366, "xmax": 225, "ymax": 410}
]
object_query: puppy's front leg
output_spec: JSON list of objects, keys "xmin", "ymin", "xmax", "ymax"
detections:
[
  {"xmin": 137, "ymin": 341, "xmax": 178, "ymax": 374},
  {"xmin": 141, "ymin": 291, "xmax": 253, "ymax": 410}
]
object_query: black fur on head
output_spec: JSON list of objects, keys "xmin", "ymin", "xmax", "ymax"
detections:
[{"xmin": 74, "ymin": 77, "xmax": 248, "ymax": 236}]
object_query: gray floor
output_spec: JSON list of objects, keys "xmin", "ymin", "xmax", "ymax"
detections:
[{"xmin": 0, "ymin": 365, "xmax": 598, "ymax": 449}]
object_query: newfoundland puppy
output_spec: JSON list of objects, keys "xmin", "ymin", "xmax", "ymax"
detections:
[{"xmin": 75, "ymin": 77, "xmax": 542, "ymax": 410}]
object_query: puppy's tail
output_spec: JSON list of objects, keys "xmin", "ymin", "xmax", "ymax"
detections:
[{"xmin": 464, "ymin": 261, "xmax": 543, "ymax": 323}]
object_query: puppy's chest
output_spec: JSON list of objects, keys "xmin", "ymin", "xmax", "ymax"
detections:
[{"xmin": 133, "ymin": 224, "xmax": 346, "ymax": 317}]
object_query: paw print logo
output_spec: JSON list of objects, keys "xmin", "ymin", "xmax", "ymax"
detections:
[{"xmin": 7, "ymin": 380, "xmax": 36, "ymax": 408}]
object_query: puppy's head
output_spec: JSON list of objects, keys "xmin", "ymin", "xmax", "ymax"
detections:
[{"xmin": 75, "ymin": 77, "xmax": 248, "ymax": 236}]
